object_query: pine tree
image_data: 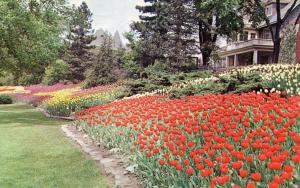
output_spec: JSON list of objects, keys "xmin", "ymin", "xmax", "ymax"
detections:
[
  {"xmin": 165, "ymin": 0, "xmax": 198, "ymax": 65},
  {"xmin": 66, "ymin": 2, "xmax": 95, "ymax": 82},
  {"xmin": 132, "ymin": 0, "xmax": 170, "ymax": 66},
  {"xmin": 85, "ymin": 33, "xmax": 117, "ymax": 88}
]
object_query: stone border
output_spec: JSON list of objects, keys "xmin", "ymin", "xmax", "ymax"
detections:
[{"xmin": 62, "ymin": 125, "xmax": 143, "ymax": 188}]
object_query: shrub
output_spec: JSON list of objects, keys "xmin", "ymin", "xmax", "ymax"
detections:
[
  {"xmin": 144, "ymin": 61, "xmax": 170, "ymax": 78},
  {"xmin": 168, "ymin": 72, "xmax": 270, "ymax": 99},
  {"xmin": 0, "ymin": 95, "xmax": 13, "ymax": 104},
  {"xmin": 0, "ymin": 73, "xmax": 14, "ymax": 86},
  {"xmin": 43, "ymin": 59, "xmax": 70, "ymax": 85}
]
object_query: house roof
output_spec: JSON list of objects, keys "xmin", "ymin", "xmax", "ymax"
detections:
[{"xmin": 258, "ymin": 0, "xmax": 300, "ymax": 28}]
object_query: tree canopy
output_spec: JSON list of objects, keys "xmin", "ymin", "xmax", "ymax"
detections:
[{"xmin": 0, "ymin": 0, "xmax": 69, "ymax": 84}]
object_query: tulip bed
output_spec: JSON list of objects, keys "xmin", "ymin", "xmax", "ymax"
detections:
[
  {"xmin": 0, "ymin": 86, "xmax": 27, "ymax": 94},
  {"xmin": 44, "ymin": 84, "xmax": 123, "ymax": 116},
  {"xmin": 14, "ymin": 83, "xmax": 124, "ymax": 116},
  {"xmin": 15, "ymin": 84, "xmax": 75, "ymax": 105},
  {"xmin": 76, "ymin": 93, "xmax": 300, "ymax": 188}
]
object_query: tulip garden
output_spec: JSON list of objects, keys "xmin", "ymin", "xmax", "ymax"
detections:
[
  {"xmin": 76, "ymin": 93, "xmax": 300, "ymax": 187},
  {"xmin": 1, "ymin": 63, "xmax": 300, "ymax": 187},
  {"xmin": 14, "ymin": 83, "xmax": 123, "ymax": 116}
]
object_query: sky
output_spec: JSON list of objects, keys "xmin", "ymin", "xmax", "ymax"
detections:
[{"xmin": 68, "ymin": 0, "xmax": 144, "ymax": 38}]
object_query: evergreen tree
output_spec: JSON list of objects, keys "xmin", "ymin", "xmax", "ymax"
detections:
[
  {"xmin": 132, "ymin": 0, "xmax": 169, "ymax": 66},
  {"xmin": 133, "ymin": 0, "xmax": 244, "ymax": 67},
  {"xmin": 165, "ymin": 0, "xmax": 198, "ymax": 65},
  {"xmin": 66, "ymin": 2, "xmax": 95, "ymax": 82},
  {"xmin": 85, "ymin": 33, "xmax": 117, "ymax": 88}
]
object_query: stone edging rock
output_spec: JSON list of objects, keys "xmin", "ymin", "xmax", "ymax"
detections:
[{"xmin": 61, "ymin": 125, "xmax": 143, "ymax": 188}]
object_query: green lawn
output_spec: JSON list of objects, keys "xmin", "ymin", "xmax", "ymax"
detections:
[{"xmin": 0, "ymin": 104, "xmax": 111, "ymax": 188}]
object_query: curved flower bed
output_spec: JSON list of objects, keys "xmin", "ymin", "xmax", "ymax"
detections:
[
  {"xmin": 44, "ymin": 84, "xmax": 122, "ymax": 117},
  {"xmin": 13, "ymin": 83, "xmax": 123, "ymax": 116},
  {"xmin": 76, "ymin": 93, "xmax": 300, "ymax": 187},
  {"xmin": 14, "ymin": 84, "xmax": 75, "ymax": 105}
]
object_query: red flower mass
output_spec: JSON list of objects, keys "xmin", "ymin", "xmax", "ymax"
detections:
[{"xmin": 76, "ymin": 93, "xmax": 300, "ymax": 187}]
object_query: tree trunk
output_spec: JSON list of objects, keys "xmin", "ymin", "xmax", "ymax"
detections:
[
  {"xmin": 201, "ymin": 48, "xmax": 213, "ymax": 67},
  {"xmin": 272, "ymin": 22, "xmax": 281, "ymax": 64},
  {"xmin": 272, "ymin": 38, "xmax": 281, "ymax": 64}
]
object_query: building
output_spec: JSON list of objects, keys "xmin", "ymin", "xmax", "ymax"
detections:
[{"xmin": 218, "ymin": 0, "xmax": 300, "ymax": 67}]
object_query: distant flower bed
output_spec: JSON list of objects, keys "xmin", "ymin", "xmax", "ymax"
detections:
[
  {"xmin": 14, "ymin": 83, "xmax": 123, "ymax": 117},
  {"xmin": 0, "ymin": 86, "xmax": 27, "ymax": 94},
  {"xmin": 44, "ymin": 84, "xmax": 123, "ymax": 117},
  {"xmin": 76, "ymin": 93, "xmax": 300, "ymax": 187},
  {"xmin": 15, "ymin": 84, "xmax": 75, "ymax": 106}
]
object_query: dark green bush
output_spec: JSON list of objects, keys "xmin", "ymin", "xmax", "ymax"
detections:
[
  {"xmin": 0, "ymin": 95, "xmax": 13, "ymax": 104},
  {"xmin": 169, "ymin": 72, "xmax": 270, "ymax": 99}
]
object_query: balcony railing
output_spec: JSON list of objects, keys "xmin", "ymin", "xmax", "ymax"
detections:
[{"xmin": 225, "ymin": 39, "xmax": 273, "ymax": 51}]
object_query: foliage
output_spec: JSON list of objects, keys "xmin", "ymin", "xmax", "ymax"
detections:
[
  {"xmin": 65, "ymin": 2, "xmax": 96, "ymax": 82},
  {"xmin": 0, "ymin": 95, "xmax": 13, "ymax": 104},
  {"xmin": 132, "ymin": 0, "xmax": 244, "ymax": 67},
  {"xmin": 85, "ymin": 33, "xmax": 118, "ymax": 88},
  {"xmin": 222, "ymin": 64, "xmax": 300, "ymax": 96},
  {"xmin": 132, "ymin": 0, "xmax": 170, "ymax": 66},
  {"xmin": 196, "ymin": 0, "xmax": 244, "ymax": 66},
  {"xmin": 76, "ymin": 93, "xmax": 300, "ymax": 187},
  {"xmin": 0, "ymin": 0, "xmax": 67, "ymax": 85},
  {"xmin": 122, "ymin": 32, "xmax": 144, "ymax": 75},
  {"xmin": 0, "ymin": 73, "xmax": 14, "ymax": 86},
  {"xmin": 279, "ymin": 25, "xmax": 297, "ymax": 64},
  {"xmin": 162, "ymin": 0, "xmax": 198, "ymax": 65},
  {"xmin": 43, "ymin": 59, "xmax": 70, "ymax": 85},
  {"xmin": 168, "ymin": 72, "xmax": 269, "ymax": 98}
]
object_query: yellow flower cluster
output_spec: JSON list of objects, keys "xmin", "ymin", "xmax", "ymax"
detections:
[{"xmin": 34, "ymin": 85, "xmax": 122, "ymax": 116}]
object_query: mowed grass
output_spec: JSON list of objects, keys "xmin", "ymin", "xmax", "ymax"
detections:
[{"xmin": 0, "ymin": 104, "xmax": 111, "ymax": 188}]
